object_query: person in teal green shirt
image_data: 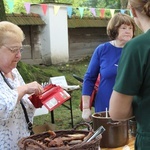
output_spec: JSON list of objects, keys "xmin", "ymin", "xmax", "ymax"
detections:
[{"xmin": 109, "ymin": 0, "xmax": 150, "ymax": 150}]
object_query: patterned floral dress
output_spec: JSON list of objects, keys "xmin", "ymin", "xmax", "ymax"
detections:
[{"xmin": 0, "ymin": 68, "xmax": 35, "ymax": 150}]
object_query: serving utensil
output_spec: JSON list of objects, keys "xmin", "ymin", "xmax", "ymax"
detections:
[{"xmin": 85, "ymin": 126, "xmax": 105, "ymax": 143}]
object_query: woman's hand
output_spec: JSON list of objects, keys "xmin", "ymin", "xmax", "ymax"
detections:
[
  {"xmin": 16, "ymin": 81, "xmax": 44, "ymax": 101},
  {"xmin": 82, "ymin": 108, "xmax": 92, "ymax": 122},
  {"xmin": 25, "ymin": 81, "xmax": 44, "ymax": 95}
]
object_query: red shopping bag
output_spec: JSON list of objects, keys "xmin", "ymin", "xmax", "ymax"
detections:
[
  {"xmin": 80, "ymin": 75, "xmax": 100, "ymax": 111},
  {"xmin": 29, "ymin": 84, "xmax": 71, "ymax": 111}
]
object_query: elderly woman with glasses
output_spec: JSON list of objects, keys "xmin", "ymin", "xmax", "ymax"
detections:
[{"xmin": 0, "ymin": 21, "xmax": 44, "ymax": 150}]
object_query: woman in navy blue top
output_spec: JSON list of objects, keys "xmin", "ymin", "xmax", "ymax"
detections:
[{"xmin": 82, "ymin": 13, "xmax": 135, "ymax": 122}]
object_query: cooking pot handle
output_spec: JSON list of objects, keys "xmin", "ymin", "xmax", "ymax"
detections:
[
  {"xmin": 73, "ymin": 122, "xmax": 92, "ymax": 132},
  {"xmin": 107, "ymin": 121, "xmax": 124, "ymax": 126}
]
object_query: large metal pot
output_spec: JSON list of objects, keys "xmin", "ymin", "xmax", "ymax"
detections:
[{"xmin": 92, "ymin": 111, "xmax": 129, "ymax": 148}]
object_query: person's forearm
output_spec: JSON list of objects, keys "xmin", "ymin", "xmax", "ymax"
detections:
[
  {"xmin": 82, "ymin": 95, "xmax": 90, "ymax": 109},
  {"xmin": 15, "ymin": 85, "xmax": 28, "ymax": 102},
  {"xmin": 82, "ymin": 95, "xmax": 92, "ymax": 122}
]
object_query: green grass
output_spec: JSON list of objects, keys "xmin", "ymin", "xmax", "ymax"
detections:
[{"xmin": 17, "ymin": 56, "xmax": 93, "ymax": 130}]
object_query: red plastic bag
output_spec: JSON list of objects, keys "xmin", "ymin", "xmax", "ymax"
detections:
[
  {"xmin": 29, "ymin": 84, "xmax": 71, "ymax": 111},
  {"xmin": 80, "ymin": 75, "xmax": 100, "ymax": 111}
]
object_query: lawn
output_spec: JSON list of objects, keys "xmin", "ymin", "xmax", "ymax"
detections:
[{"xmin": 17, "ymin": 56, "xmax": 94, "ymax": 131}]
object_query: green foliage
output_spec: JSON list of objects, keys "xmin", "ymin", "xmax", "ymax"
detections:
[
  {"xmin": 58, "ymin": 0, "xmax": 120, "ymax": 9},
  {"xmin": 4, "ymin": 0, "xmax": 41, "ymax": 13},
  {"xmin": 17, "ymin": 61, "xmax": 36, "ymax": 83},
  {"xmin": 17, "ymin": 61, "xmax": 50, "ymax": 83},
  {"xmin": 3, "ymin": 0, "xmax": 121, "ymax": 14}
]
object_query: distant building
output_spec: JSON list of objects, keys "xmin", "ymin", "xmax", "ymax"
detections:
[{"xmin": 7, "ymin": 3, "xmax": 110, "ymax": 65}]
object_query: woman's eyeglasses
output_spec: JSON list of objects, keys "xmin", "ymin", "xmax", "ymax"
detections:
[{"xmin": 3, "ymin": 45, "xmax": 23, "ymax": 54}]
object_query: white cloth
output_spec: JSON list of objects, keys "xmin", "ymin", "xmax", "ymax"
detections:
[{"xmin": 0, "ymin": 68, "xmax": 35, "ymax": 150}]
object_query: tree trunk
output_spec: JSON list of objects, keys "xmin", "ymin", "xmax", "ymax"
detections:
[
  {"xmin": 0, "ymin": 0, "xmax": 7, "ymax": 21},
  {"xmin": 120, "ymin": 0, "xmax": 128, "ymax": 9}
]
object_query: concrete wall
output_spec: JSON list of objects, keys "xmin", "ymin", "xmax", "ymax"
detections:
[{"xmin": 31, "ymin": 3, "xmax": 69, "ymax": 65}]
